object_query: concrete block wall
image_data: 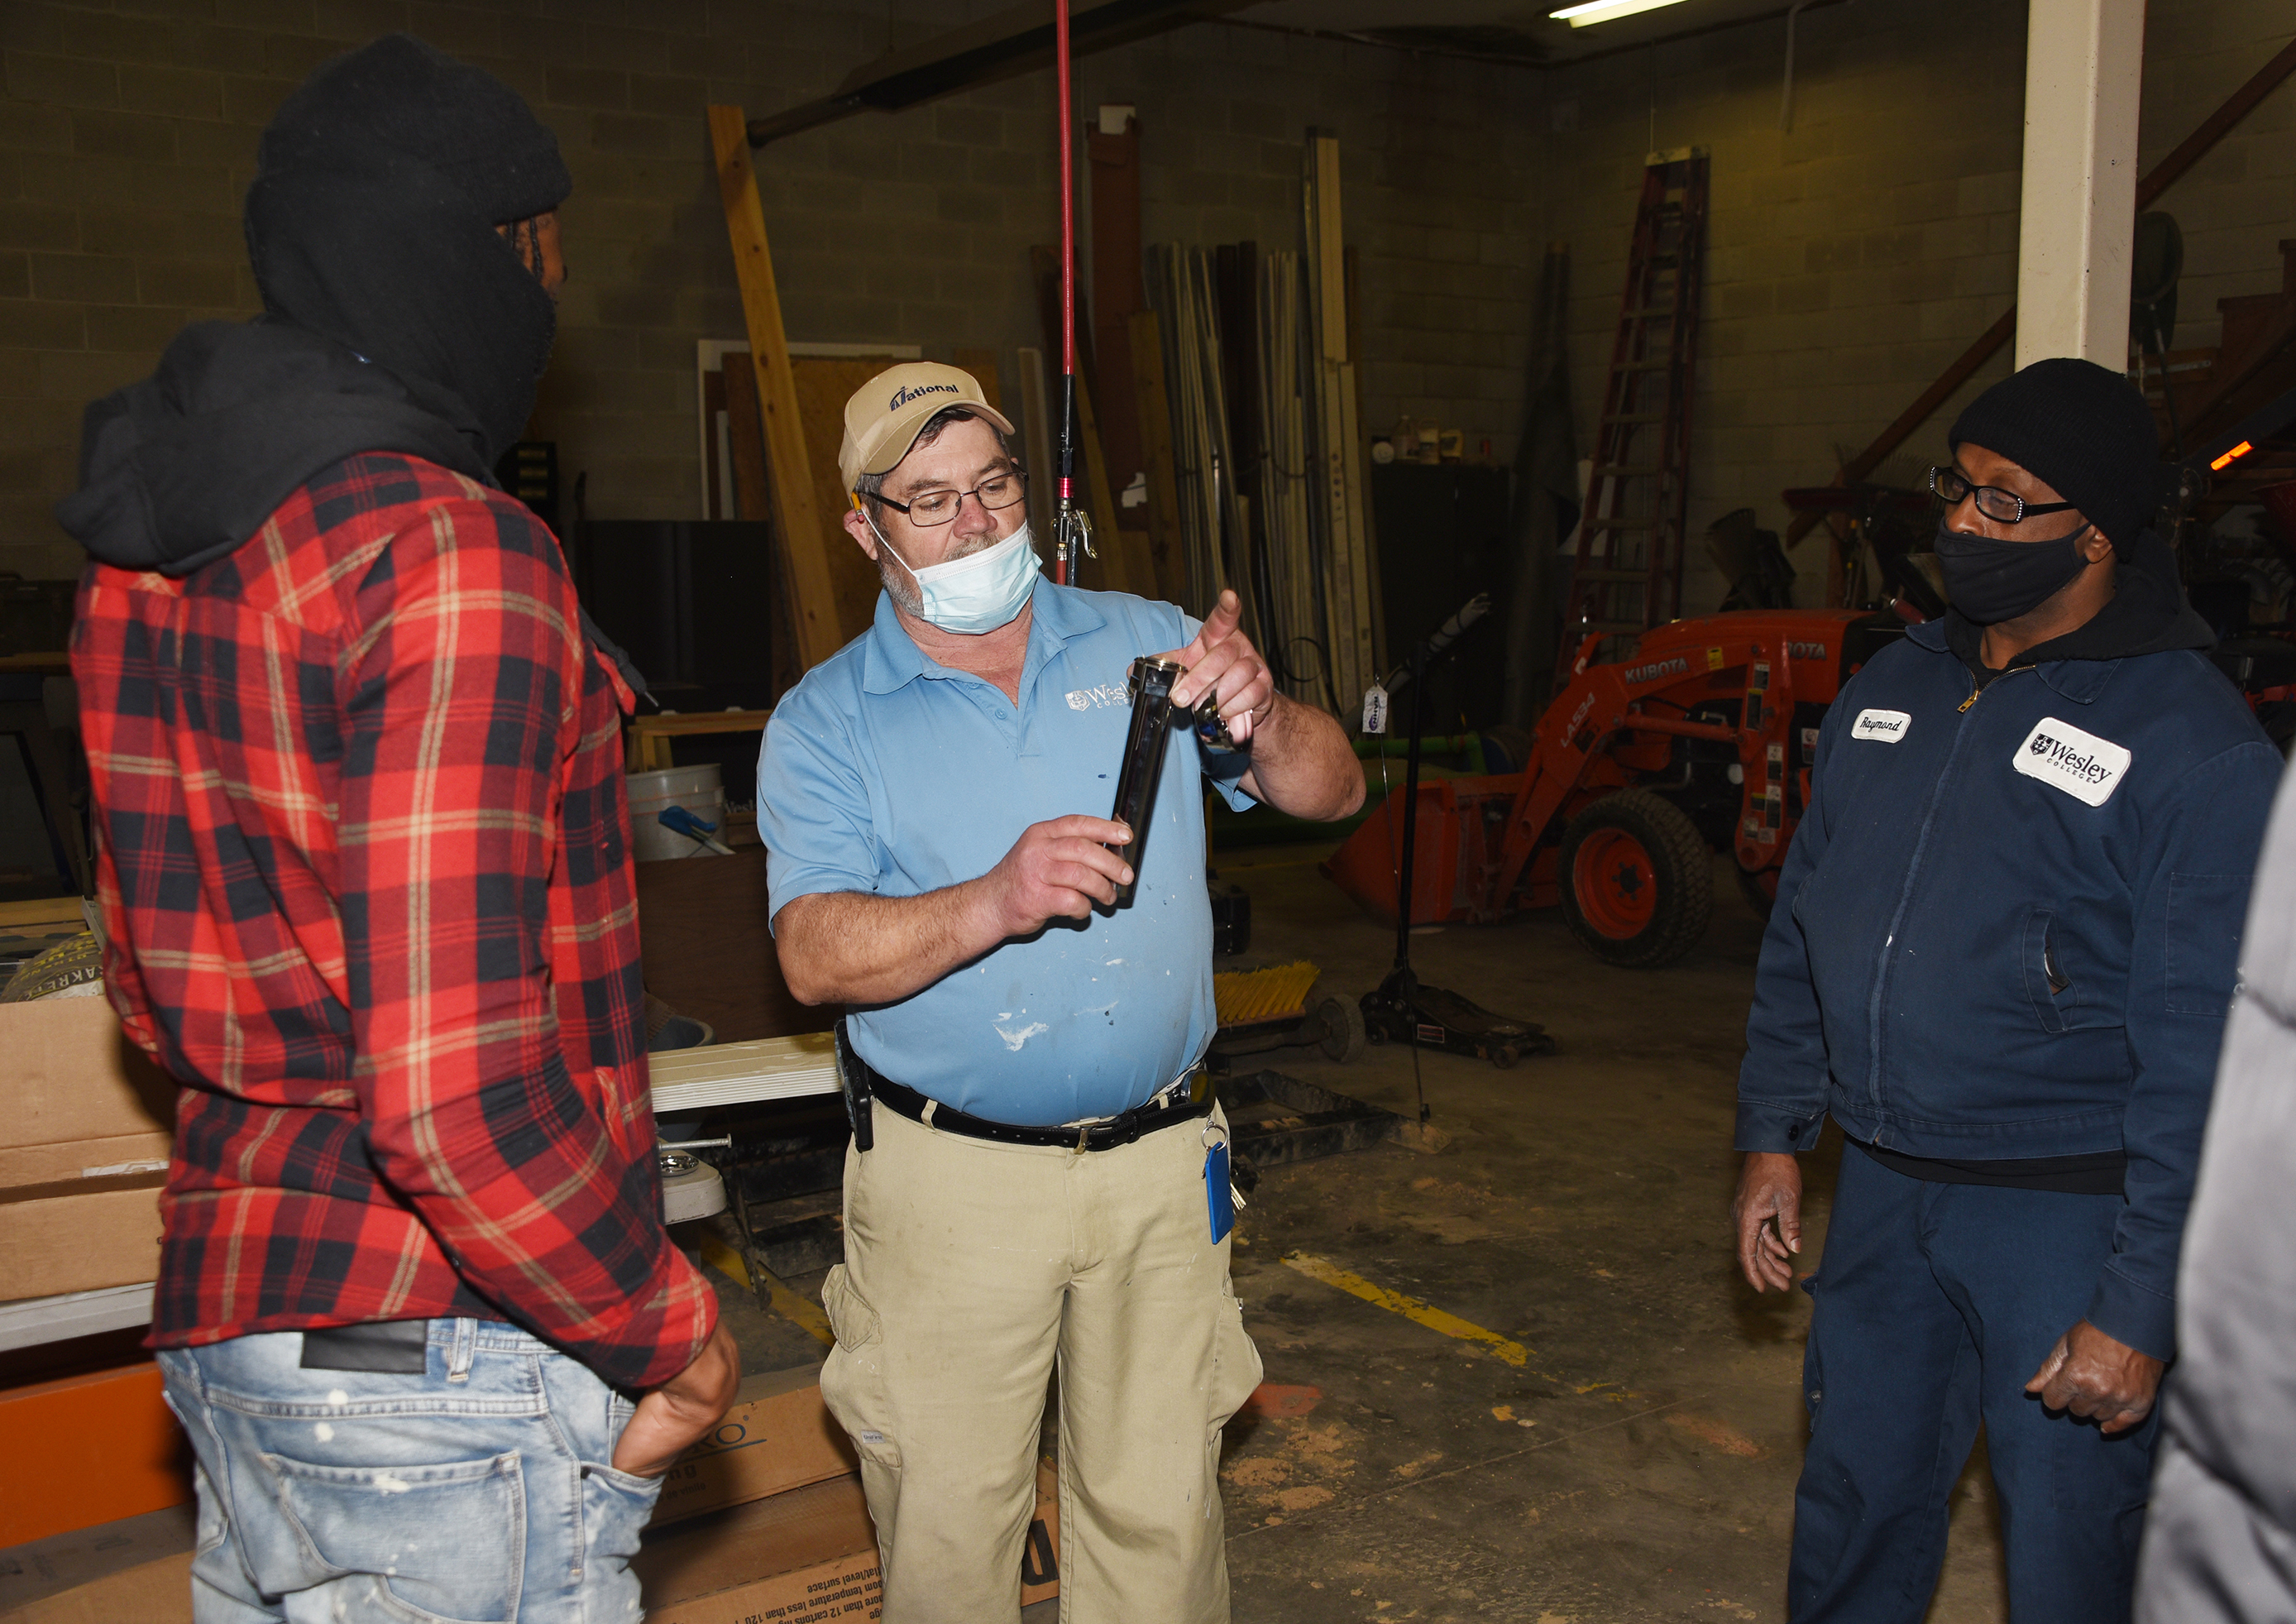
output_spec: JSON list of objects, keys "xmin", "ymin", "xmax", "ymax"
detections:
[
  {"xmin": 1074, "ymin": 26, "xmax": 1546, "ymax": 465},
  {"xmin": 0, "ymin": 0, "xmax": 1544, "ymax": 582},
  {"xmin": 2140, "ymin": 0, "xmax": 2296, "ymax": 348},
  {"xmin": 4, "ymin": 0, "xmax": 2289, "ymax": 633},
  {"xmin": 1538, "ymin": 0, "xmax": 2296, "ymax": 616}
]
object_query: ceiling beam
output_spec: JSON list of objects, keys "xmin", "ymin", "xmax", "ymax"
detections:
[{"xmin": 746, "ymin": 0, "xmax": 1253, "ymax": 148}]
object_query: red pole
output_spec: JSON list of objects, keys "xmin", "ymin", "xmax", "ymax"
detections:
[{"xmin": 1052, "ymin": 0, "xmax": 1081, "ymax": 586}]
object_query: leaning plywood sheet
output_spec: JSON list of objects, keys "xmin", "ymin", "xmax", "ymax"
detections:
[{"xmin": 790, "ymin": 354, "xmax": 907, "ymax": 644}]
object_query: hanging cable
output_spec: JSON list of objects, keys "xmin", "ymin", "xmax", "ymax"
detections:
[{"xmin": 1051, "ymin": 0, "xmax": 1092, "ymax": 585}]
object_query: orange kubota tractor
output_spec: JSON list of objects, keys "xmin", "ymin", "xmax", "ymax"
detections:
[{"xmin": 1323, "ymin": 608, "xmax": 1908, "ymax": 968}]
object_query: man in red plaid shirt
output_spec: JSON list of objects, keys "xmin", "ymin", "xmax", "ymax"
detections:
[{"xmin": 55, "ymin": 36, "xmax": 735, "ymax": 1622}]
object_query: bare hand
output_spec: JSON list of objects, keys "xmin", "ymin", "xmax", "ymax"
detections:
[
  {"xmin": 1733, "ymin": 1152, "xmax": 1803, "ymax": 1293},
  {"xmin": 978, "ymin": 814, "xmax": 1135, "ymax": 936},
  {"xmin": 1161, "ymin": 589, "xmax": 1277, "ymax": 744},
  {"xmin": 610, "ymin": 1319, "xmax": 742, "ymax": 1478},
  {"xmin": 2025, "ymin": 1320, "xmax": 2163, "ymax": 1435}
]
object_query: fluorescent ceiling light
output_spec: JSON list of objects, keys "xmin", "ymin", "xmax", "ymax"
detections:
[{"xmin": 1549, "ymin": 0, "xmax": 1694, "ymax": 26}]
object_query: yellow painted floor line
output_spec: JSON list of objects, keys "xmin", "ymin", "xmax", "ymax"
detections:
[
  {"xmin": 698, "ymin": 1233, "xmax": 835, "ymax": 1349},
  {"xmin": 1282, "ymin": 1252, "xmax": 1530, "ymax": 1368}
]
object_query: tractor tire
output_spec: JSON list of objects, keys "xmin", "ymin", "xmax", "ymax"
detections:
[{"xmin": 1558, "ymin": 789, "xmax": 1715, "ymax": 969}]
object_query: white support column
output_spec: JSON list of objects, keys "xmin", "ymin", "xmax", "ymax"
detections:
[{"xmin": 2015, "ymin": 0, "xmax": 2145, "ymax": 369}]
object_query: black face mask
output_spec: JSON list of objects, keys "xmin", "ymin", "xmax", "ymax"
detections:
[{"xmin": 1933, "ymin": 519, "xmax": 2097, "ymax": 625}]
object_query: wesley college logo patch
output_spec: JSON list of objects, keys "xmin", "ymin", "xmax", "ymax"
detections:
[{"xmin": 2013, "ymin": 717, "xmax": 2131, "ymax": 807}]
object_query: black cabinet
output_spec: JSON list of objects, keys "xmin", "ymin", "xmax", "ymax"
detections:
[
  {"xmin": 567, "ymin": 521, "xmax": 777, "ymax": 713},
  {"xmin": 1368, "ymin": 464, "xmax": 1511, "ymax": 734}
]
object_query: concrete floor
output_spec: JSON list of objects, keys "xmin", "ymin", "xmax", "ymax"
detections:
[{"xmin": 708, "ymin": 841, "xmax": 2014, "ymax": 1623}]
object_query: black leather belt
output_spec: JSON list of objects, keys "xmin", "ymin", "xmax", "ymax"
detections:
[{"xmin": 837, "ymin": 1024, "xmax": 1210, "ymax": 1153}]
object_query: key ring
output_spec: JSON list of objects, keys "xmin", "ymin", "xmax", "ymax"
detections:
[{"xmin": 1201, "ymin": 1121, "xmax": 1228, "ymax": 1152}]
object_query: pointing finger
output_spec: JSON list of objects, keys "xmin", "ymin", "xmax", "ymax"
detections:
[{"xmin": 1200, "ymin": 588, "xmax": 1242, "ymax": 645}]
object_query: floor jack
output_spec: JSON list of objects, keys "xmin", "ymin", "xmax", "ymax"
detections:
[{"xmin": 1358, "ymin": 598, "xmax": 1555, "ymax": 1076}]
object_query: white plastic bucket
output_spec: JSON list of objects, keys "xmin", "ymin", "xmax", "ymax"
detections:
[{"xmin": 628, "ymin": 764, "xmax": 728, "ymax": 862}]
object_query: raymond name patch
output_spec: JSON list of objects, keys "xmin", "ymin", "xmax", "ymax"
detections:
[
  {"xmin": 2014, "ymin": 717, "xmax": 2131, "ymax": 807},
  {"xmin": 1851, "ymin": 707, "xmax": 1912, "ymax": 743}
]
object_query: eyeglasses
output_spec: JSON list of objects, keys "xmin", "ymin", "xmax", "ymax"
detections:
[
  {"xmin": 1927, "ymin": 466, "xmax": 2078, "ymax": 525},
  {"xmin": 868, "ymin": 469, "xmax": 1028, "ymax": 527}
]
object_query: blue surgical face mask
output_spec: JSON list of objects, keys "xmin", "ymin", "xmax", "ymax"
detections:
[{"xmin": 873, "ymin": 517, "xmax": 1040, "ymax": 634}]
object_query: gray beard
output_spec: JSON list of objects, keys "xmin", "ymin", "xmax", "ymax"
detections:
[{"xmin": 879, "ymin": 557, "xmax": 924, "ymax": 618}]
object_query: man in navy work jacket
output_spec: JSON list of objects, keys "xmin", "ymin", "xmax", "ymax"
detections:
[
  {"xmin": 757, "ymin": 364, "xmax": 1362, "ymax": 1623},
  {"xmin": 1730, "ymin": 357, "xmax": 2280, "ymax": 1623}
]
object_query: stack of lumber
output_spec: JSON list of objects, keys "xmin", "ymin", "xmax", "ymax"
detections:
[
  {"xmin": 1138, "ymin": 131, "xmax": 1378, "ymax": 715},
  {"xmin": 1299, "ymin": 130, "xmax": 1378, "ymax": 713}
]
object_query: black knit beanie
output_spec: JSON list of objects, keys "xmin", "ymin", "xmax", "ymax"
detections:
[
  {"xmin": 243, "ymin": 35, "xmax": 571, "ymax": 467},
  {"xmin": 1947, "ymin": 357, "xmax": 2163, "ymax": 547},
  {"xmin": 256, "ymin": 34, "xmax": 570, "ymax": 226}
]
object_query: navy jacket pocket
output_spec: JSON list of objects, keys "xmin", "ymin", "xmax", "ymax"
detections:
[{"xmin": 2020, "ymin": 906, "xmax": 2071, "ymax": 1033}]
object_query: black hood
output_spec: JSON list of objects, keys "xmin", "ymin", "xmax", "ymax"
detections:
[
  {"xmin": 1944, "ymin": 528, "xmax": 2215, "ymax": 674},
  {"xmin": 55, "ymin": 318, "xmax": 488, "ymax": 573},
  {"xmin": 55, "ymin": 35, "xmax": 567, "ymax": 578}
]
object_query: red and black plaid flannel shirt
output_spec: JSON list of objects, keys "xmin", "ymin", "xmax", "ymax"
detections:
[{"xmin": 72, "ymin": 453, "xmax": 715, "ymax": 1390}]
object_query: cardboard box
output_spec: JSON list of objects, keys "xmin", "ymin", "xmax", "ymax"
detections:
[
  {"xmin": 0, "ymin": 999, "xmax": 173, "ymax": 1190},
  {"xmin": 648, "ymin": 1363, "xmax": 859, "ymax": 1528},
  {"xmin": 637, "ymin": 1462, "xmax": 1061, "ymax": 1623},
  {"xmin": 0, "ymin": 999, "xmax": 174, "ymax": 1305},
  {"xmin": 637, "ymin": 1474, "xmax": 881, "ymax": 1624},
  {"xmin": 0, "ymin": 1170, "xmax": 168, "ymax": 1303}
]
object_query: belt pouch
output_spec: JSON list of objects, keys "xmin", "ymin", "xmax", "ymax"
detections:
[{"xmin": 835, "ymin": 1017, "xmax": 874, "ymax": 1152}]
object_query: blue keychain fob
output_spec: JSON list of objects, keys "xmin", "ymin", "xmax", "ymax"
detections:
[{"xmin": 1204, "ymin": 1142, "xmax": 1234, "ymax": 1243}]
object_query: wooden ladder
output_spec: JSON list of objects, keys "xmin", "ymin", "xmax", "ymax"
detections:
[{"xmin": 1557, "ymin": 147, "xmax": 1709, "ymax": 678}]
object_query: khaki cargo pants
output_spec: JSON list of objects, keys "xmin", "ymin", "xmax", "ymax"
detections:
[{"xmin": 819, "ymin": 1097, "xmax": 1261, "ymax": 1622}]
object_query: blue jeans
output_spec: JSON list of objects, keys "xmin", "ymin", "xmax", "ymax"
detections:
[
  {"xmin": 158, "ymin": 1319, "xmax": 663, "ymax": 1624},
  {"xmin": 1788, "ymin": 1143, "xmax": 2158, "ymax": 1623}
]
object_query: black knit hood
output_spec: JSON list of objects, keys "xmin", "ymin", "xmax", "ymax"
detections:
[{"xmin": 56, "ymin": 35, "xmax": 569, "ymax": 576}]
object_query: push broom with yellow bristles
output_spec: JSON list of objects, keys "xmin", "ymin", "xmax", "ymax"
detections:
[{"xmin": 1209, "ymin": 961, "xmax": 1367, "ymax": 1065}]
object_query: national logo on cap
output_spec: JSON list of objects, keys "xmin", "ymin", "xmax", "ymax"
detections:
[{"xmin": 839, "ymin": 362, "xmax": 1016, "ymax": 491}]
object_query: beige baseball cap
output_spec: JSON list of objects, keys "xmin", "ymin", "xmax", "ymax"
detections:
[{"xmin": 839, "ymin": 362, "xmax": 1018, "ymax": 491}]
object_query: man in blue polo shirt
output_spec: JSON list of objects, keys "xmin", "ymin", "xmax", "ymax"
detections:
[{"xmin": 758, "ymin": 363, "xmax": 1361, "ymax": 1622}]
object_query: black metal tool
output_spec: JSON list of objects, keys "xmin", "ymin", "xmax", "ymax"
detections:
[
  {"xmin": 1107, "ymin": 656, "xmax": 1179, "ymax": 907},
  {"xmin": 1107, "ymin": 655, "xmax": 1235, "ymax": 908}
]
